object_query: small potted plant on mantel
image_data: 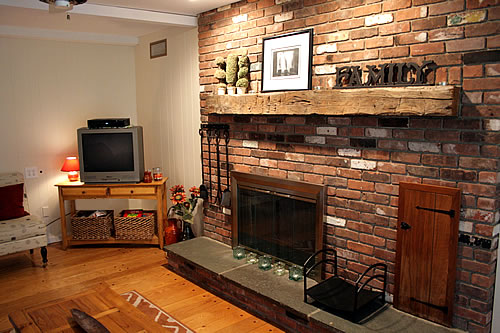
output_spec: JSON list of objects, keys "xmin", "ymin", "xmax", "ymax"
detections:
[
  {"xmin": 236, "ymin": 78, "xmax": 249, "ymax": 94},
  {"xmin": 214, "ymin": 57, "xmax": 227, "ymax": 95},
  {"xmin": 236, "ymin": 55, "xmax": 249, "ymax": 94},
  {"xmin": 226, "ymin": 54, "xmax": 238, "ymax": 95}
]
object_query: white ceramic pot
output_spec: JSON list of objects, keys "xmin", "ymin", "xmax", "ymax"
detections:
[
  {"xmin": 227, "ymin": 86, "xmax": 236, "ymax": 95},
  {"xmin": 217, "ymin": 87, "xmax": 226, "ymax": 95},
  {"xmin": 237, "ymin": 87, "xmax": 247, "ymax": 94}
]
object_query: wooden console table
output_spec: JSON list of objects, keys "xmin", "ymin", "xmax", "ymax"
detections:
[{"xmin": 56, "ymin": 179, "xmax": 167, "ymax": 250}]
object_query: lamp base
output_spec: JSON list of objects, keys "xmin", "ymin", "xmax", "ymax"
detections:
[{"xmin": 67, "ymin": 172, "xmax": 79, "ymax": 182}]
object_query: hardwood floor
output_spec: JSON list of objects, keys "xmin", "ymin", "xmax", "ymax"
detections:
[{"xmin": 0, "ymin": 243, "xmax": 283, "ymax": 332}]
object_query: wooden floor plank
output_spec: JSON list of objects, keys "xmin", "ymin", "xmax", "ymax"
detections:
[
  {"xmin": 213, "ymin": 317, "xmax": 268, "ymax": 333},
  {"xmin": 182, "ymin": 301, "xmax": 254, "ymax": 332},
  {"xmin": 0, "ymin": 243, "xmax": 283, "ymax": 332}
]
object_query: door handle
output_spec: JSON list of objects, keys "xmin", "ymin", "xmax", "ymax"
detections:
[
  {"xmin": 416, "ymin": 205, "xmax": 455, "ymax": 218},
  {"xmin": 410, "ymin": 297, "xmax": 448, "ymax": 313},
  {"xmin": 401, "ymin": 221, "xmax": 411, "ymax": 230}
]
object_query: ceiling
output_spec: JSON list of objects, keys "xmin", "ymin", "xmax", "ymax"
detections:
[
  {"xmin": 87, "ymin": 0, "xmax": 237, "ymax": 16},
  {"xmin": 0, "ymin": 0, "xmax": 239, "ymax": 44}
]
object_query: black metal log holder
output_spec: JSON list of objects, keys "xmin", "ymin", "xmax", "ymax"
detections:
[
  {"xmin": 199, "ymin": 124, "xmax": 230, "ymax": 205},
  {"xmin": 303, "ymin": 248, "xmax": 388, "ymax": 323}
]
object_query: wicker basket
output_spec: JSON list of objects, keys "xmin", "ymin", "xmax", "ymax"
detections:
[
  {"xmin": 114, "ymin": 211, "xmax": 155, "ymax": 240},
  {"xmin": 71, "ymin": 210, "xmax": 113, "ymax": 240}
]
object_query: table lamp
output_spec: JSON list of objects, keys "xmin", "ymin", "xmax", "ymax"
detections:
[{"xmin": 61, "ymin": 156, "xmax": 80, "ymax": 181}]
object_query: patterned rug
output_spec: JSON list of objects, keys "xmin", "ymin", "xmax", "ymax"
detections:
[{"xmin": 121, "ymin": 290, "xmax": 194, "ymax": 333}]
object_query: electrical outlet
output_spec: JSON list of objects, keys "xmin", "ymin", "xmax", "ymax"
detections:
[
  {"xmin": 24, "ymin": 167, "xmax": 39, "ymax": 179},
  {"xmin": 482, "ymin": 239, "xmax": 492, "ymax": 249}
]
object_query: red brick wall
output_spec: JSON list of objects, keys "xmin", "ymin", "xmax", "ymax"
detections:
[{"xmin": 197, "ymin": 1, "xmax": 500, "ymax": 331}]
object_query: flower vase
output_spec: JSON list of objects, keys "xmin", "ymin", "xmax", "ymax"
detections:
[
  {"xmin": 164, "ymin": 218, "xmax": 181, "ymax": 245},
  {"xmin": 182, "ymin": 221, "xmax": 195, "ymax": 241}
]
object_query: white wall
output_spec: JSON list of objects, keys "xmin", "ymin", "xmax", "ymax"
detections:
[
  {"xmin": 492, "ymin": 248, "xmax": 500, "ymax": 331},
  {"xmin": 0, "ymin": 27, "xmax": 202, "ymax": 242},
  {"xmin": 135, "ymin": 28, "xmax": 202, "ymax": 206},
  {"xmin": 0, "ymin": 36, "xmax": 137, "ymax": 242}
]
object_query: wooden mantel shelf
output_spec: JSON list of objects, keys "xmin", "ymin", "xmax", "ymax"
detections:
[{"xmin": 205, "ymin": 85, "xmax": 460, "ymax": 116}]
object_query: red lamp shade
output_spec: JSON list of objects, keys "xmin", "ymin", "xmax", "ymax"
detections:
[{"xmin": 61, "ymin": 157, "xmax": 80, "ymax": 181}]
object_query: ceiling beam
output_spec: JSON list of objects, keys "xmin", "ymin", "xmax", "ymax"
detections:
[
  {"xmin": 0, "ymin": 25, "xmax": 139, "ymax": 45},
  {"xmin": 0, "ymin": 0, "xmax": 198, "ymax": 27}
]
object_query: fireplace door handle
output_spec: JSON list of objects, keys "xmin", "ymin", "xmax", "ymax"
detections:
[
  {"xmin": 238, "ymin": 185, "xmax": 315, "ymax": 203},
  {"xmin": 400, "ymin": 221, "xmax": 411, "ymax": 230}
]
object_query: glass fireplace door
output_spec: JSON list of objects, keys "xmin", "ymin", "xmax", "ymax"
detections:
[{"xmin": 238, "ymin": 187, "xmax": 316, "ymax": 266}]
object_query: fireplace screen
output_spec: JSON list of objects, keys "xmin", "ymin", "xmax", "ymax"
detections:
[
  {"xmin": 238, "ymin": 187, "xmax": 317, "ymax": 265},
  {"xmin": 232, "ymin": 172, "xmax": 324, "ymax": 268}
]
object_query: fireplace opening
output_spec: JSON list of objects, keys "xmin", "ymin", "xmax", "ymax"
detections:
[{"xmin": 231, "ymin": 172, "xmax": 324, "ymax": 267}]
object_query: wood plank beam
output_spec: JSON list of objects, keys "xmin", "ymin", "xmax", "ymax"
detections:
[
  {"xmin": 0, "ymin": 0, "xmax": 197, "ymax": 27},
  {"xmin": 205, "ymin": 86, "xmax": 460, "ymax": 116}
]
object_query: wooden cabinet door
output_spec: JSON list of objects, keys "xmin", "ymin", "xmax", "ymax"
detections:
[{"xmin": 394, "ymin": 182, "xmax": 460, "ymax": 327}]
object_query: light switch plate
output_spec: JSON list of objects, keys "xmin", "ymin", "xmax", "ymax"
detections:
[
  {"xmin": 24, "ymin": 167, "xmax": 38, "ymax": 179},
  {"xmin": 42, "ymin": 206, "xmax": 50, "ymax": 217}
]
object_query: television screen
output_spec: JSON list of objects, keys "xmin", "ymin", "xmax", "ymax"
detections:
[
  {"xmin": 77, "ymin": 126, "xmax": 144, "ymax": 183},
  {"xmin": 81, "ymin": 133, "xmax": 134, "ymax": 172}
]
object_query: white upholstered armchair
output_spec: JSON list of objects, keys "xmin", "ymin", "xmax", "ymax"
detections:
[{"xmin": 0, "ymin": 172, "xmax": 48, "ymax": 266}]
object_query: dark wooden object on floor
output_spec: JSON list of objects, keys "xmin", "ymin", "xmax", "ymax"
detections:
[
  {"xmin": 304, "ymin": 248, "xmax": 387, "ymax": 323},
  {"xmin": 394, "ymin": 182, "xmax": 461, "ymax": 327},
  {"xmin": 8, "ymin": 285, "xmax": 166, "ymax": 332}
]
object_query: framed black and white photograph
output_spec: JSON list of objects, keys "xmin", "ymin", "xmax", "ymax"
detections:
[
  {"xmin": 261, "ymin": 29, "xmax": 313, "ymax": 92},
  {"xmin": 150, "ymin": 39, "xmax": 167, "ymax": 59}
]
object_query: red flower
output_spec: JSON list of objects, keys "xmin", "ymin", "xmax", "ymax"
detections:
[
  {"xmin": 189, "ymin": 186, "xmax": 200, "ymax": 197},
  {"xmin": 169, "ymin": 184, "xmax": 199, "ymax": 223},
  {"xmin": 170, "ymin": 192, "xmax": 186, "ymax": 204},
  {"xmin": 170, "ymin": 185, "xmax": 185, "ymax": 194}
]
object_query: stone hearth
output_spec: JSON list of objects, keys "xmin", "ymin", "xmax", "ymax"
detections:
[{"xmin": 165, "ymin": 237, "xmax": 463, "ymax": 333}]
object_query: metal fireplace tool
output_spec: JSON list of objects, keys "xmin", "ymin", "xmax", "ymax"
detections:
[{"xmin": 199, "ymin": 124, "xmax": 230, "ymax": 206}]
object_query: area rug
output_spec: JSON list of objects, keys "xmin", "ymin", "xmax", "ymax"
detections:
[{"xmin": 121, "ymin": 290, "xmax": 194, "ymax": 333}]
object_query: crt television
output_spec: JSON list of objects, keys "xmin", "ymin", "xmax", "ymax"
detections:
[{"xmin": 77, "ymin": 126, "xmax": 145, "ymax": 183}]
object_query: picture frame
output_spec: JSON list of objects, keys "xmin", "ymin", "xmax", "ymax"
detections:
[
  {"xmin": 150, "ymin": 39, "xmax": 167, "ymax": 59},
  {"xmin": 261, "ymin": 29, "xmax": 313, "ymax": 93}
]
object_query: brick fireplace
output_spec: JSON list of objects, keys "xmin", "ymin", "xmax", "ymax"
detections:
[{"xmin": 197, "ymin": 1, "xmax": 499, "ymax": 332}]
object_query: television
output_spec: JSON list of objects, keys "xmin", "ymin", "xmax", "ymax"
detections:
[{"xmin": 77, "ymin": 126, "xmax": 145, "ymax": 183}]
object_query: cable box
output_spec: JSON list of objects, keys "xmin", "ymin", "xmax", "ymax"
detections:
[{"xmin": 87, "ymin": 118, "xmax": 130, "ymax": 129}]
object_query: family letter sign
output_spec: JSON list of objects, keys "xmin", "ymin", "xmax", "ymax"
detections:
[{"xmin": 335, "ymin": 61, "xmax": 436, "ymax": 88}]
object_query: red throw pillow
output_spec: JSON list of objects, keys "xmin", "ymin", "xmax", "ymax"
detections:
[{"xmin": 0, "ymin": 183, "xmax": 29, "ymax": 221}]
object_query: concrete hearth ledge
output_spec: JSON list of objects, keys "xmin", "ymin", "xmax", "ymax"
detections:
[{"xmin": 165, "ymin": 237, "xmax": 464, "ymax": 333}]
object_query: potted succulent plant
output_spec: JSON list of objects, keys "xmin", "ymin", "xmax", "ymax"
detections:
[
  {"xmin": 217, "ymin": 83, "xmax": 227, "ymax": 95},
  {"xmin": 226, "ymin": 54, "xmax": 238, "ymax": 95},
  {"xmin": 236, "ymin": 55, "xmax": 250, "ymax": 94},
  {"xmin": 236, "ymin": 78, "xmax": 249, "ymax": 94},
  {"xmin": 214, "ymin": 56, "xmax": 227, "ymax": 95}
]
